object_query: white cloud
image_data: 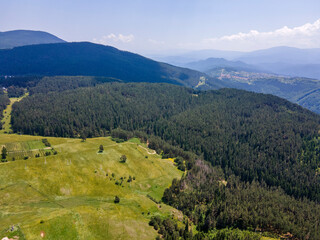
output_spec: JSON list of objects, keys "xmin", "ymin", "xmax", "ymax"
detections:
[
  {"xmin": 200, "ymin": 18, "xmax": 320, "ymax": 51},
  {"xmin": 93, "ymin": 33, "xmax": 135, "ymax": 45},
  {"xmin": 148, "ymin": 38, "xmax": 165, "ymax": 45}
]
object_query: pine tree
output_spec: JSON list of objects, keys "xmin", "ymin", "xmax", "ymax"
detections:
[
  {"xmin": 1, "ymin": 146, "xmax": 7, "ymax": 160},
  {"xmin": 99, "ymin": 144, "xmax": 104, "ymax": 153}
]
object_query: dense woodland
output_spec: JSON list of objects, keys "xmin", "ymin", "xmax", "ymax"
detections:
[
  {"xmin": 163, "ymin": 160, "xmax": 320, "ymax": 239},
  {"xmin": 7, "ymin": 81, "xmax": 320, "ymax": 239},
  {"xmin": 0, "ymin": 76, "xmax": 42, "ymax": 89},
  {"xmin": 28, "ymin": 76, "xmax": 122, "ymax": 95}
]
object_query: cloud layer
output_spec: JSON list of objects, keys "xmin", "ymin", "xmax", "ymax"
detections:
[
  {"xmin": 92, "ymin": 19, "xmax": 320, "ymax": 52},
  {"xmin": 201, "ymin": 18, "xmax": 320, "ymax": 51},
  {"xmin": 93, "ymin": 33, "xmax": 135, "ymax": 45}
]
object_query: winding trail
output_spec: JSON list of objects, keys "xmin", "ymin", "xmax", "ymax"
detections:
[{"xmin": 136, "ymin": 144, "xmax": 156, "ymax": 155}]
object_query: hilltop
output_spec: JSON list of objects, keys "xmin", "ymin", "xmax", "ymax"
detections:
[{"xmin": 0, "ymin": 30, "xmax": 65, "ymax": 49}]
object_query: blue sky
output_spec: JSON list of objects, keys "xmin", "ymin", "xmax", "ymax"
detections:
[{"xmin": 1, "ymin": 0, "xmax": 320, "ymax": 54}]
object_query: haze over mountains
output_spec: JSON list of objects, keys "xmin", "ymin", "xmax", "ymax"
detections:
[
  {"xmin": 152, "ymin": 46, "xmax": 320, "ymax": 80},
  {"xmin": 0, "ymin": 30, "xmax": 66, "ymax": 49},
  {"xmin": 184, "ymin": 58, "xmax": 262, "ymax": 73}
]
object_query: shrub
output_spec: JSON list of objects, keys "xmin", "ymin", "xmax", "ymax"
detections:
[
  {"xmin": 120, "ymin": 155, "xmax": 127, "ymax": 163},
  {"xmin": 114, "ymin": 196, "xmax": 120, "ymax": 203},
  {"xmin": 99, "ymin": 144, "xmax": 104, "ymax": 153}
]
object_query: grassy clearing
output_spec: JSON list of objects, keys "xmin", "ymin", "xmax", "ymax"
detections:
[
  {"xmin": 0, "ymin": 135, "xmax": 182, "ymax": 239},
  {"xmin": 0, "ymin": 93, "xmax": 28, "ymax": 134}
]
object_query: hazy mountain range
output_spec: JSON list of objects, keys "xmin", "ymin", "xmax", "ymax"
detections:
[
  {"xmin": 183, "ymin": 58, "xmax": 262, "ymax": 73},
  {"xmin": 0, "ymin": 30, "xmax": 66, "ymax": 49},
  {"xmin": 152, "ymin": 46, "xmax": 320, "ymax": 80}
]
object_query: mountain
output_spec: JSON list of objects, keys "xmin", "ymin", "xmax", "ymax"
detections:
[
  {"xmin": 237, "ymin": 46, "xmax": 320, "ymax": 65},
  {"xmin": 251, "ymin": 62, "xmax": 320, "ymax": 79},
  {"xmin": 152, "ymin": 46, "xmax": 320, "ymax": 79},
  {"xmin": 236, "ymin": 46, "xmax": 320, "ymax": 79},
  {"xmin": 148, "ymin": 49, "xmax": 244, "ymax": 66},
  {"xmin": 0, "ymin": 30, "xmax": 66, "ymax": 49},
  {"xmin": 0, "ymin": 42, "xmax": 227, "ymax": 89},
  {"xmin": 183, "ymin": 57, "xmax": 261, "ymax": 73}
]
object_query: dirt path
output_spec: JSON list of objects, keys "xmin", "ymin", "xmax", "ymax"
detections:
[
  {"xmin": 0, "ymin": 93, "xmax": 28, "ymax": 134},
  {"xmin": 104, "ymin": 141, "xmax": 156, "ymax": 155},
  {"xmin": 137, "ymin": 144, "xmax": 156, "ymax": 154}
]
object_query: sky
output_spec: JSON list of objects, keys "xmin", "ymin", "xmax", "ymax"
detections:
[{"xmin": 1, "ymin": 0, "xmax": 320, "ymax": 54}]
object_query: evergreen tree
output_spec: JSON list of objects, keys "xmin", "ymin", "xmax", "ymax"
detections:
[
  {"xmin": 1, "ymin": 146, "xmax": 7, "ymax": 160},
  {"xmin": 114, "ymin": 196, "xmax": 120, "ymax": 203},
  {"xmin": 120, "ymin": 155, "xmax": 127, "ymax": 163},
  {"xmin": 99, "ymin": 144, "xmax": 104, "ymax": 153}
]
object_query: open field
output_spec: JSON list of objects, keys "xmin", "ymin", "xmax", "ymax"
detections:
[
  {"xmin": 0, "ymin": 134, "xmax": 183, "ymax": 240},
  {"xmin": 2, "ymin": 139, "xmax": 55, "ymax": 161}
]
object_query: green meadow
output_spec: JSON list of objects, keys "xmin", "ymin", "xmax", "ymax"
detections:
[
  {"xmin": 0, "ymin": 93, "xmax": 27, "ymax": 134},
  {"xmin": 0, "ymin": 134, "xmax": 183, "ymax": 239}
]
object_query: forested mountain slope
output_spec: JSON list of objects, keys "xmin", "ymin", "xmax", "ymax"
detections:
[
  {"xmin": 11, "ymin": 83, "xmax": 320, "ymax": 199},
  {"xmin": 8, "ymin": 82, "xmax": 320, "ymax": 239},
  {"xmin": 0, "ymin": 42, "xmax": 227, "ymax": 89}
]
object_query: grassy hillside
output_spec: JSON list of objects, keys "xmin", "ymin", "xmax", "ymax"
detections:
[{"xmin": 0, "ymin": 134, "xmax": 182, "ymax": 239}]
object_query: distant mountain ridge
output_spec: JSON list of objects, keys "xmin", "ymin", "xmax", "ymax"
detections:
[
  {"xmin": 236, "ymin": 46, "xmax": 320, "ymax": 79},
  {"xmin": 149, "ymin": 49, "xmax": 244, "ymax": 66},
  {"xmin": 184, "ymin": 57, "xmax": 261, "ymax": 73},
  {"xmin": 0, "ymin": 42, "xmax": 227, "ymax": 89},
  {"xmin": 0, "ymin": 30, "xmax": 65, "ymax": 49},
  {"xmin": 153, "ymin": 46, "xmax": 320, "ymax": 79},
  {"xmin": 236, "ymin": 46, "xmax": 320, "ymax": 65}
]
